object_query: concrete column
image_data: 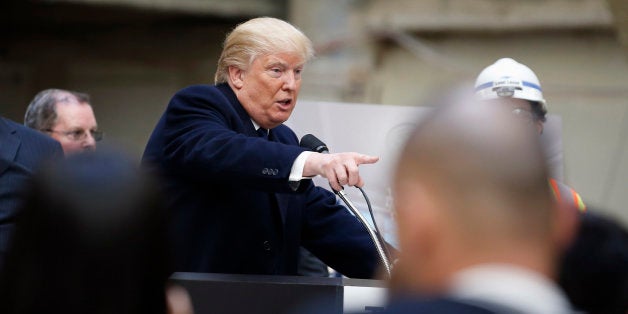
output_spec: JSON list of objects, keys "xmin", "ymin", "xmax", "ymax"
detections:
[{"xmin": 289, "ymin": 0, "xmax": 374, "ymax": 103}]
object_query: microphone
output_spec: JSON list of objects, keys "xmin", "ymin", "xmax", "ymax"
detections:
[
  {"xmin": 299, "ymin": 134, "xmax": 328, "ymax": 154},
  {"xmin": 299, "ymin": 134, "xmax": 392, "ymax": 277}
]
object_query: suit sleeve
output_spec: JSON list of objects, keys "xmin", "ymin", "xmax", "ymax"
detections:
[{"xmin": 159, "ymin": 86, "xmax": 306, "ymax": 193}]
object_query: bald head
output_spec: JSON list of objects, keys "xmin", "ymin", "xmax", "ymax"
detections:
[
  {"xmin": 392, "ymin": 92, "xmax": 557, "ymax": 293},
  {"xmin": 398, "ymin": 95, "xmax": 552, "ymax": 237}
]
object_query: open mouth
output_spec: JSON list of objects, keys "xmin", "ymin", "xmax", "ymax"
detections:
[{"xmin": 276, "ymin": 99, "xmax": 293, "ymax": 107}]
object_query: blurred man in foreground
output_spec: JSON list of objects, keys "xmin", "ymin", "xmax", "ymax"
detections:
[
  {"xmin": 0, "ymin": 150, "xmax": 192, "ymax": 314},
  {"xmin": 24, "ymin": 88, "xmax": 102, "ymax": 155},
  {"xmin": 387, "ymin": 93, "xmax": 573, "ymax": 313}
]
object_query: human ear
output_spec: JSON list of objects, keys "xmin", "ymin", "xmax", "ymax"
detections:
[{"xmin": 228, "ymin": 66, "xmax": 245, "ymax": 89}]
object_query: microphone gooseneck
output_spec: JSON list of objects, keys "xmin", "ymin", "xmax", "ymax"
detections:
[{"xmin": 299, "ymin": 134, "xmax": 392, "ymax": 277}]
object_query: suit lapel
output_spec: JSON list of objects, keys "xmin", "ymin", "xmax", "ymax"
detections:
[
  {"xmin": 217, "ymin": 84, "xmax": 289, "ymax": 228},
  {"xmin": 216, "ymin": 83, "xmax": 258, "ymax": 137},
  {"xmin": 0, "ymin": 118, "xmax": 21, "ymax": 175}
]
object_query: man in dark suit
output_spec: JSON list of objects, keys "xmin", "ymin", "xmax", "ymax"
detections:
[
  {"xmin": 0, "ymin": 116, "xmax": 63, "ymax": 264},
  {"xmin": 142, "ymin": 17, "xmax": 381, "ymax": 278},
  {"xmin": 386, "ymin": 92, "xmax": 574, "ymax": 313}
]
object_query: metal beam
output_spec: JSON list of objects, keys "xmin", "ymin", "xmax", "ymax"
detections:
[
  {"xmin": 39, "ymin": 0, "xmax": 283, "ymax": 17},
  {"xmin": 607, "ymin": 0, "xmax": 628, "ymax": 58},
  {"xmin": 363, "ymin": 0, "xmax": 613, "ymax": 32}
]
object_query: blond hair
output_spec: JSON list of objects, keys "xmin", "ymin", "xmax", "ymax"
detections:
[{"xmin": 214, "ymin": 17, "xmax": 314, "ymax": 84}]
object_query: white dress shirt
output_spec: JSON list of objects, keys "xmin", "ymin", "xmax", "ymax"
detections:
[{"xmin": 251, "ymin": 120, "xmax": 313, "ymax": 185}]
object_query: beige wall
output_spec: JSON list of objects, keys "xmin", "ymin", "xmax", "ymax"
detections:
[
  {"xmin": 292, "ymin": 0, "xmax": 628, "ymax": 224},
  {"xmin": 356, "ymin": 32, "xmax": 628, "ymax": 224}
]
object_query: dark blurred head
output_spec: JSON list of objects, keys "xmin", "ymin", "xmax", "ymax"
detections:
[
  {"xmin": 0, "ymin": 150, "xmax": 172, "ymax": 314},
  {"xmin": 558, "ymin": 211, "xmax": 628, "ymax": 314}
]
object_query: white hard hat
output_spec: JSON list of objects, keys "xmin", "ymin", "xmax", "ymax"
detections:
[{"xmin": 474, "ymin": 58, "xmax": 547, "ymax": 114}]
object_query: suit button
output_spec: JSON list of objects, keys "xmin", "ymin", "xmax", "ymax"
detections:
[
  {"xmin": 272, "ymin": 169, "xmax": 278, "ymax": 175},
  {"xmin": 263, "ymin": 240, "xmax": 271, "ymax": 251},
  {"xmin": 262, "ymin": 168, "xmax": 268, "ymax": 175}
]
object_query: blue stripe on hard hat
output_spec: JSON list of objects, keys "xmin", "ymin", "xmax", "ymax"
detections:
[
  {"xmin": 522, "ymin": 81, "xmax": 542, "ymax": 91},
  {"xmin": 475, "ymin": 80, "xmax": 542, "ymax": 92},
  {"xmin": 475, "ymin": 82, "xmax": 493, "ymax": 91}
]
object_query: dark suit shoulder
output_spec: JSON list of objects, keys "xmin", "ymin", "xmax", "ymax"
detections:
[
  {"xmin": 166, "ymin": 84, "xmax": 242, "ymax": 123},
  {"xmin": 0, "ymin": 117, "xmax": 62, "ymax": 246},
  {"xmin": 15, "ymin": 124, "xmax": 61, "ymax": 151},
  {"xmin": 171, "ymin": 84, "xmax": 233, "ymax": 106},
  {"xmin": 0, "ymin": 117, "xmax": 62, "ymax": 157},
  {"xmin": 175, "ymin": 84, "xmax": 222, "ymax": 97},
  {"xmin": 384, "ymin": 298, "xmax": 499, "ymax": 314}
]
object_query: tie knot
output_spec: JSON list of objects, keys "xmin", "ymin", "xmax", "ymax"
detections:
[{"xmin": 257, "ymin": 128, "xmax": 268, "ymax": 139}]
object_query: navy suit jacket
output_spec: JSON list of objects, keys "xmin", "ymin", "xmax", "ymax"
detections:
[
  {"xmin": 382, "ymin": 298, "xmax": 507, "ymax": 314},
  {"xmin": 0, "ymin": 117, "xmax": 63, "ymax": 257},
  {"xmin": 142, "ymin": 84, "xmax": 379, "ymax": 278}
]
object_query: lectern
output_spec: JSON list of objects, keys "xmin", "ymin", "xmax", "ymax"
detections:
[{"xmin": 170, "ymin": 272, "xmax": 387, "ymax": 314}]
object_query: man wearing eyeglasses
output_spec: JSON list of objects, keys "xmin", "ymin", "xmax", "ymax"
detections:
[{"xmin": 24, "ymin": 89, "xmax": 103, "ymax": 155}]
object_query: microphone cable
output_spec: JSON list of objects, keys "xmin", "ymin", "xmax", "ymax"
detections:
[
  {"xmin": 357, "ymin": 186, "xmax": 392, "ymax": 268},
  {"xmin": 299, "ymin": 134, "xmax": 392, "ymax": 274}
]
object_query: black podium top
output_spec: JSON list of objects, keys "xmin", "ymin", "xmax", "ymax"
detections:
[{"xmin": 170, "ymin": 272, "xmax": 387, "ymax": 314}]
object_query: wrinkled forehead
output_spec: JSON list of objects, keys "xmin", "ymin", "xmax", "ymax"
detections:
[{"xmin": 53, "ymin": 101, "xmax": 96, "ymax": 125}]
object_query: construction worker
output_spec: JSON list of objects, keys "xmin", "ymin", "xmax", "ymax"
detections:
[{"xmin": 475, "ymin": 58, "xmax": 586, "ymax": 212}]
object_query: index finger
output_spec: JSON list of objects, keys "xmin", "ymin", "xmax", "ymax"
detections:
[{"xmin": 355, "ymin": 155, "xmax": 379, "ymax": 165}]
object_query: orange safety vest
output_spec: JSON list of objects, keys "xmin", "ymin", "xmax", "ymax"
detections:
[{"xmin": 549, "ymin": 178, "xmax": 586, "ymax": 212}]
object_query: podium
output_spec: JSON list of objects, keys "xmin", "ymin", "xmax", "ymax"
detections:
[{"xmin": 170, "ymin": 272, "xmax": 387, "ymax": 314}]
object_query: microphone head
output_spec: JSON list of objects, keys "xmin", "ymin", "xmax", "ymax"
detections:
[{"xmin": 300, "ymin": 134, "xmax": 329, "ymax": 153}]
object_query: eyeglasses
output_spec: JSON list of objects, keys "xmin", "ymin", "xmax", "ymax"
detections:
[
  {"xmin": 511, "ymin": 108, "xmax": 536, "ymax": 124},
  {"xmin": 44, "ymin": 129, "xmax": 104, "ymax": 142}
]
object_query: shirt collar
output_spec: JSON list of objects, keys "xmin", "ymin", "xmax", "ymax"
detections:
[
  {"xmin": 251, "ymin": 119, "xmax": 269, "ymax": 135},
  {"xmin": 448, "ymin": 264, "xmax": 573, "ymax": 314},
  {"xmin": 251, "ymin": 119, "xmax": 260, "ymax": 130}
]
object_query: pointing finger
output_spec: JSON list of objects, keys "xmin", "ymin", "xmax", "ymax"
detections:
[{"xmin": 356, "ymin": 155, "xmax": 379, "ymax": 165}]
